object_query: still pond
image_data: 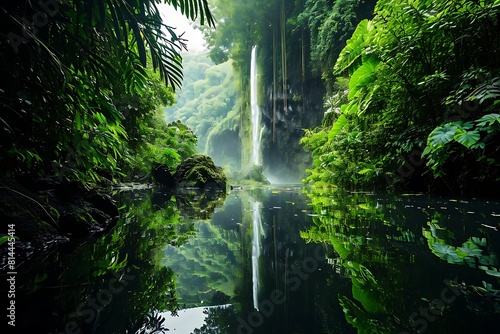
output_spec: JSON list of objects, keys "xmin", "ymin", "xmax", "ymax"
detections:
[{"xmin": 9, "ymin": 185, "xmax": 500, "ymax": 333}]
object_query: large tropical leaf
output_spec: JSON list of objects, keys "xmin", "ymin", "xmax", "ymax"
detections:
[
  {"xmin": 475, "ymin": 113, "xmax": 500, "ymax": 128},
  {"xmin": 348, "ymin": 57, "xmax": 380, "ymax": 99},
  {"xmin": 328, "ymin": 114, "xmax": 348, "ymax": 139},
  {"xmin": 334, "ymin": 19, "xmax": 376, "ymax": 75},
  {"xmin": 351, "ymin": 282, "xmax": 386, "ymax": 314},
  {"xmin": 427, "ymin": 123, "xmax": 458, "ymax": 147},
  {"xmin": 340, "ymin": 100, "xmax": 359, "ymax": 115},
  {"xmin": 453, "ymin": 129, "xmax": 480, "ymax": 148},
  {"xmin": 431, "ymin": 243, "xmax": 461, "ymax": 263}
]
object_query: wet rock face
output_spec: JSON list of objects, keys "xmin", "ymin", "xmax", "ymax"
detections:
[
  {"xmin": 261, "ymin": 78, "xmax": 326, "ymax": 180},
  {"xmin": 173, "ymin": 154, "xmax": 227, "ymax": 190}
]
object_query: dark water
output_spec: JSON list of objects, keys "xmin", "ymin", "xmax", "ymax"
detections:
[{"xmin": 5, "ymin": 186, "xmax": 500, "ymax": 333}]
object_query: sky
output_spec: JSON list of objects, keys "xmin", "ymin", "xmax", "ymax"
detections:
[
  {"xmin": 159, "ymin": 307, "xmax": 208, "ymax": 333},
  {"xmin": 157, "ymin": 4, "xmax": 208, "ymax": 52}
]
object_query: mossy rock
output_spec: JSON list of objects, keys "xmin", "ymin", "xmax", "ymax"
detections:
[
  {"xmin": 174, "ymin": 154, "xmax": 227, "ymax": 190},
  {"xmin": 175, "ymin": 188, "xmax": 227, "ymax": 219}
]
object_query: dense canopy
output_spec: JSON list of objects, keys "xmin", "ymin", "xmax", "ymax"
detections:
[{"xmin": 0, "ymin": 0, "xmax": 213, "ymax": 183}]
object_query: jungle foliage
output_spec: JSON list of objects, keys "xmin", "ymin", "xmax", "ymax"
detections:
[
  {"xmin": 199, "ymin": 0, "xmax": 500, "ymax": 194},
  {"xmin": 0, "ymin": 0, "xmax": 213, "ymax": 185},
  {"xmin": 302, "ymin": 0, "xmax": 500, "ymax": 194},
  {"xmin": 203, "ymin": 0, "xmax": 375, "ymax": 90},
  {"xmin": 200, "ymin": 0, "xmax": 376, "ymax": 179},
  {"xmin": 164, "ymin": 54, "xmax": 241, "ymax": 164}
]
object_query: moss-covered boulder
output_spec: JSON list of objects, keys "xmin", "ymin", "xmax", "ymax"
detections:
[{"xmin": 174, "ymin": 154, "xmax": 227, "ymax": 190}]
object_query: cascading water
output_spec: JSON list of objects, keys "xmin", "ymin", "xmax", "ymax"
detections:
[
  {"xmin": 251, "ymin": 200, "xmax": 263, "ymax": 310},
  {"xmin": 249, "ymin": 47, "xmax": 265, "ymax": 309},
  {"xmin": 250, "ymin": 45, "xmax": 262, "ymax": 165}
]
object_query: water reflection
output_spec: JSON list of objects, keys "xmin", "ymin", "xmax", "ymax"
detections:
[
  {"xmin": 251, "ymin": 199, "xmax": 263, "ymax": 310},
  {"xmin": 302, "ymin": 188, "xmax": 500, "ymax": 334},
  {"xmin": 9, "ymin": 187, "xmax": 200, "ymax": 333},
  {"xmin": 6, "ymin": 186, "xmax": 500, "ymax": 333}
]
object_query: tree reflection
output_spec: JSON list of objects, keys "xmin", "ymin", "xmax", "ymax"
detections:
[
  {"xmin": 175, "ymin": 188, "xmax": 227, "ymax": 219},
  {"xmin": 66, "ymin": 189, "xmax": 191, "ymax": 333},
  {"xmin": 133, "ymin": 311, "xmax": 170, "ymax": 334},
  {"xmin": 423, "ymin": 212, "xmax": 500, "ymax": 314},
  {"xmin": 16, "ymin": 188, "xmax": 207, "ymax": 333},
  {"xmin": 192, "ymin": 305, "xmax": 239, "ymax": 334},
  {"xmin": 301, "ymin": 187, "xmax": 500, "ymax": 333}
]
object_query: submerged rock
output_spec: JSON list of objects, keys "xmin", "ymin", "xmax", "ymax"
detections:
[{"xmin": 174, "ymin": 154, "xmax": 227, "ymax": 190}]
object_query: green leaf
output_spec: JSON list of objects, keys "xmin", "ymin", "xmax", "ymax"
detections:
[
  {"xmin": 130, "ymin": 17, "xmax": 147, "ymax": 67},
  {"xmin": 454, "ymin": 129, "xmax": 480, "ymax": 148},
  {"xmin": 348, "ymin": 57, "xmax": 380, "ymax": 99},
  {"xmin": 485, "ymin": 268, "xmax": 500, "ymax": 278},
  {"xmin": 94, "ymin": 112, "xmax": 107, "ymax": 125},
  {"xmin": 328, "ymin": 114, "xmax": 348, "ymax": 139},
  {"xmin": 351, "ymin": 280, "xmax": 386, "ymax": 314},
  {"xmin": 431, "ymin": 243, "xmax": 461, "ymax": 263},
  {"xmin": 0, "ymin": 235, "xmax": 17, "ymax": 246},
  {"xmin": 334, "ymin": 19, "xmax": 376, "ymax": 75},
  {"xmin": 75, "ymin": 111, "xmax": 82, "ymax": 130},
  {"xmin": 330, "ymin": 236, "xmax": 351, "ymax": 259},
  {"xmin": 428, "ymin": 123, "xmax": 458, "ymax": 147},
  {"xmin": 475, "ymin": 113, "xmax": 500, "ymax": 127},
  {"xmin": 340, "ymin": 100, "xmax": 359, "ymax": 115}
]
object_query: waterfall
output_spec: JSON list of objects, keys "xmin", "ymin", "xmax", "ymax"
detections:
[
  {"xmin": 251, "ymin": 200, "xmax": 262, "ymax": 310},
  {"xmin": 250, "ymin": 45, "xmax": 261, "ymax": 165}
]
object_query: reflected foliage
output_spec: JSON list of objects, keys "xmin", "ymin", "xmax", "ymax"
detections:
[
  {"xmin": 134, "ymin": 311, "xmax": 169, "ymax": 334},
  {"xmin": 301, "ymin": 187, "xmax": 500, "ymax": 333},
  {"xmin": 12, "ymin": 186, "xmax": 500, "ymax": 333},
  {"xmin": 162, "ymin": 194, "xmax": 241, "ymax": 308},
  {"xmin": 192, "ymin": 305, "xmax": 239, "ymax": 334},
  {"xmin": 175, "ymin": 188, "xmax": 227, "ymax": 220},
  {"xmin": 15, "ymin": 188, "xmax": 199, "ymax": 333}
]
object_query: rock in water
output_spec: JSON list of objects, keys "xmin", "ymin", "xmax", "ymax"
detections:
[{"xmin": 174, "ymin": 154, "xmax": 227, "ymax": 190}]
